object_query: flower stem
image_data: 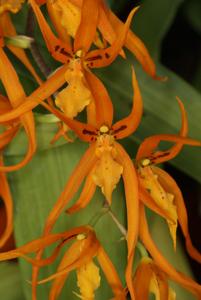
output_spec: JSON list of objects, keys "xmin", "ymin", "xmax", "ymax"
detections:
[{"xmin": 26, "ymin": 7, "xmax": 52, "ymax": 77}]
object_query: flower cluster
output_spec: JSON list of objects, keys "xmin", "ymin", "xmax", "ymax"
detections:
[{"xmin": 0, "ymin": 1, "xmax": 200, "ymax": 300}]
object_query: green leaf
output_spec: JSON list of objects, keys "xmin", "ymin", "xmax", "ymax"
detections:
[{"xmin": 0, "ymin": 262, "xmax": 24, "ymax": 300}]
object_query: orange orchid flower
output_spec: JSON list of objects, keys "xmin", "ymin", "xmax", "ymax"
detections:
[
  {"xmin": 0, "ymin": 225, "xmax": 126, "ymax": 299},
  {"xmin": 133, "ymin": 257, "xmax": 176, "ymax": 300},
  {"xmin": 134, "ymin": 98, "xmax": 201, "ymax": 263},
  {"xmin": 29, "ymin": 67, "xmax": 142, "ymax": 300},
  {"xmin": 36, "ymin": 0, "xmax": 158, "ymax": 79},
  {"xmin": 139, "ymin": 203, "xmax": 201, "ymax": 299},
  {"xmin": 0, "ymin": 47, "xmax": 36, "ymax": 172},
  {"xmin": 29, "ymin": 0, "xmax": 137, "ymax": 133},
  {"xmin": 0, "ymin": 1, "xmax": 42, "ymax": 84}
]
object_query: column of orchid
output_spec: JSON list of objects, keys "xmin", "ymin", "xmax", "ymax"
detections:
[{"xmin": 0, "ymin": 1, "xmax": 201, "ymax": 300}]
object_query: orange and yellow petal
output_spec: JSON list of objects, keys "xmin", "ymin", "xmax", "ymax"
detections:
[
  {"xmin": 154, "ymin": 166, "xmax": 201, "ymax": 263},
  {"xmin": 138, "ymin": 165, "xmax": 177, "ymax": 249}
]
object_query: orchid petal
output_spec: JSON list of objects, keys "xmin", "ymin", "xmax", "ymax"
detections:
[
  {"xmin": 42, "ymin": 101, "xmax": 97, "ymax": 142},
  {"xmin": 84, "ymin": 70, "xmax": 113, "ymax": 127},
  {"xmin": 97, "ymin": 246, "xmax": 126, "ymax": 298},
  {"xmin": 115, "ymin": 142, "xmax": 139, "ymax": 299},
  {"xmin": 66, "ymin": 171, "xmax": 96, "ymax": 214},
  {"xmin": 153, "ymin": 166, "xmax": 201, "ymax": 263},
  {"xmin": 0, "ymin": 226, "xmax": 88, "ymax": 261},
  {"xmin": 32, "ymin": 145, "xmax": 97, "ymax": 297},
  {"xmin": 29, "ymin": 0, "xmax": 73, "ymax": 63},
  {"xmin": 107, "ymin": 10, "xmax": 158, "ymax": 79},
  {"xmin": 0, "ymin": 65, "xmax": 67, "ymax": 124},
  {"xmin": 46, "ymin": 0, "xmax": 72, "ymax": 42},
  {"xmin": 74, "ymin": 0, "xmax": 100, "ymax": 53},
  {"xmin": 84, "ymin": 7, "xmax": 138, "ymax": 69},
  {"xmin": 49, "ymin": 240, "xmax": 87, "ymax": 300},
  {"xmin": 136, "ymin": 98, "xmax": 189, "ymax": 163},
  {"xmin": 139, "ymin": 204, "xmax": 201, "ymax": 297},
  {"xmin": 138, "ymin": 166, "xmax": 177, "ymax": 250},
  {"xmin": 112, "ymin": 66, "xmax": 143, "ymax": 139},
  {"xmin": 0, "ymin": 48, "xmax": 36, "ymax": 171},
  {"xmin": 133, "ymin": 257, "xmax": 169, "ymax": 300},
  {"xmin": 139, "ymin": 186, "xmax": 175, "ymax": 223},
  {"xmin": 37, "ymin": 232, "xmax": 99, "ymax": 284}
]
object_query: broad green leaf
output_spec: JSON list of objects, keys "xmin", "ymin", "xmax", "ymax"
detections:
[
  {"xmin": 0, "ymin": 262, "xmax": 24, "ymax": 300},
  {"xmin": 184, "ymin": 0, "xmax": 201, "ymax": 35},
  {"xmin": 132, "ymin": 0, "xmax": 184, "ymax": 58}
]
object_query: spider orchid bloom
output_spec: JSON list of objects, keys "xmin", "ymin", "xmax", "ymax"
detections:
[
  {"xmin": 31, "ymin": 67, "xmax": 142, "ymax": 300},
  {"xmin": 36, "ymin": 0, "xmax": 158, "ymax": 79},
  {"xmin": 133, "ymin": 257, "xmax": 176, "ymax": 300},
  {"xmin": 0, "ymin": 46, "xmax": 36, "ymax": 172},
  {"xmin": 30, "ymin": 0, "xmax": 137, "ymax": 130},
  {"xmin": 139, "ymin": 204, "xmax": 201, "ymax": 299},
  {"xmin": 0, "ymin": 226, "xmax": 126, "ymax": 300},
  {"xmin": 135, "ymin": 99, "xmax": 201, "ymax": 263},
  {"xmin": 0, "ymin": 2, "xmax": 42, "ymax": 85}
]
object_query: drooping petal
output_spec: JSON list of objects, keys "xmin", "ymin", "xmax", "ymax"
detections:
[
  {"xmin": 133, "ymin": 257, "xmax": 169, "ymax": 300},
  {"xmin": 66, "ymin": 171, "xmax": 96, "ymax": 214},
  {"xmin": 138, "ymin": 166, "xmax": 177, "ymax": 250},
  {"xmin": 112, "ymin": 66, "xmax": 143, "ymax": 139},
  {"xmin": 30, "ymin": 0, "xmax": 73, "ymax": 63},
  {"xmin": 0, "ymin": 48, "xmax": 36, "ymax": 171},
  {"xmin": 115, "ymin": 142, "xmax": 139, "ymax": 300},
  {"xmin": 36, "ymin": 231, "xmax": 99, "ymax": 284},
  {"xmin": 107, "ymin": 10, "xmax": 158, "ymax": 79},
  {"xmin": 153, "ymin": 166, "xmax": 201, "ymax": 263},
  {"xmin": 0, "ymin": 12, "xmax": 42, "ymax": 84},
  {"xmin": 136, "ymin": 98, "xmax": 190, "ymax": 164},
  {"xmin": 49, "ymin": 240, "xmax": 84, "ymax": 300},
  {"xmin": 139, "ymin": 204, "xmax": 201, "ymax": 298},
  {"xmin": 74, "ymin": 0, "xmax": 100, "ymax": 53},
  {"xmin": 84, "ymin": 70, "xmax": 113, "ymax": 127},
  {"xmin": 0, "ymin": 126, "xmax": 19, "ymax": 149},
  {"xmin": 46, "ymin": 0, "xmax": 73, "ymax": 42},
  {"xmin": 139, "ymin": 186, "xmax": 175, "ymax": 223},
  {"xmin": 32, "ymin": 145, "xmax": 97, "ymax": 298},
  {"xmin": 0, "ymin": 65, "xmax": 67, "ymax": 124},
  {"xmin": 97, "ymin": 246, "xmax": 126, "ymax": 299},
  {"xmin": 84, "ymin": 7, "xmax": 138, "ymax": 69}
]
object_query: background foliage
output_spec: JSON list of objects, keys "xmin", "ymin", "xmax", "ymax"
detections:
[{"xmin": 1, "ymin": 0, "xmax": 201, "ymax": 299}]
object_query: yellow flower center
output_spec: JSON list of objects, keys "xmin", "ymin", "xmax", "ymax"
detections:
[{"xmin": 0, "ymin": 0, "xmax": 24, "ymax": 14}]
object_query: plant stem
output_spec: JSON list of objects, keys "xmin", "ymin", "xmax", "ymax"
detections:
[{"xmin": 26, "ymin": 7, "xmax": 52, "ymax": 77}]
